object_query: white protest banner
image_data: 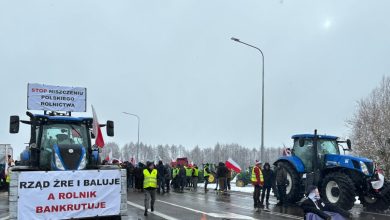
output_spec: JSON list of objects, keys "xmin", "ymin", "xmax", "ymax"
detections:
[
  {"xmin": 27, "ymin": 83, "xmax": 87, "ymax": 112},
  {"xmin": 17, "ymin": 170, "xmax": 121, "ymax": 220}
]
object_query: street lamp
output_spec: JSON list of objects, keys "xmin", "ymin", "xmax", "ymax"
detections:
[
  {"xmin": 231, "ymin": 37, "xmax": 265, "ymax": 162},
  {"xmin": 122, "ymin": 112, "xmax": 140, "ymax": 163}
]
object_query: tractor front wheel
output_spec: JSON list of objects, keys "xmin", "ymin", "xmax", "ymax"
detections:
[
  {"xmin": 321, "ymin": 172, "xmax": 356, "ymax": 210},
  {"xmin": 276, "ymin": 162, "xmax": 302, "ymax": 203},
  {"xmin": 360, "ymin": 181, "xmax": 390, "ymax": 211}
]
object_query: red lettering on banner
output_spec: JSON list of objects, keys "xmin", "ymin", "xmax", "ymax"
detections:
[
  {"xmin": 32, "ymin": 88, "xmax": 47, "ymax": 93},
  {"xmin": 47, "ymin": 193, "xmax": 55, "ymax": 200},
  {"xmin": 59, "ymin": 192, "xmax": 65, "ymax": 199},
  {"xmin": 36, "ymin": 206, "xmax": 42, "ymax": 213}
]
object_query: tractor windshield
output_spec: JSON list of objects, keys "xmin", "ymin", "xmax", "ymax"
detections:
[
  {"xmin": 318, "ymin": 139, "xmax": 339, "ymax": 155},
  {"xmin": 41, "ymin": 123, "xmax": 88, "ymax": 149}
]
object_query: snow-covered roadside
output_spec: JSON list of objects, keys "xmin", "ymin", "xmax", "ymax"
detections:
[{"xmin": 198, "ymin": 183, "xmax": 361, "ymax": 205}]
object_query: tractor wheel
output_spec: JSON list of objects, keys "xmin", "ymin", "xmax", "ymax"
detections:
[
  {"xmin": 321, "ymin": 172, "xmax": 356, "ymax": 210},
  {"xmin": 236, "ymin": 180, "xmax": 245, "ymax": 187},
  {"xmin": 276, "ymin": 162, "xmax": 302, "ymax": 203},
  {"xmin": 208, "ymin": 173, "xmax": 216, "ymax": 183},
  {"xmin": 360, "ymin": 181, "xmax": 390, "ymax": 211}
]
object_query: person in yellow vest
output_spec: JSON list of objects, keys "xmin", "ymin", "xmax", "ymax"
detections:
[
  {"xmin": 185, "ymin": 165, "xmax": 193, "ymax": 188},
  {"xmin": 143, "ymin": 161, "xmax": 157, "ymax": 216},
  {"xmin": 192, "ymin": 165, "xmax": 199, "ymax": 191},
  {"xmin": 203, "ymin": 164, "xmax": 210, "ymax": 192},
  {"xmin": 251, "ymin": 160, "xmax": 264, "ymax": 211}
]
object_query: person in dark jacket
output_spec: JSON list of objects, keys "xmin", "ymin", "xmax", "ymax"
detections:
[
  {"xmin": 178, "ymin": 165, "xmax": 186, "ymax": 192},
  {"xmin": 164, "ymin": 164, "xmax": 172, "ymax": 193},
  {"xmin": 260, "ymin": 162, "xmax": 274, "ymax": 207},
  {"xmin": 301, "ymin": 185, "xmax": 351, "ymax": 220},
  {"xmin": 156, "ymin": 160, "xmax": 166, "ymax": 194},
  {"xmin": 275, "ymin": 163, "xmax": 288, "ymax": 206},
  {"xmin": 134, "ymin": 162, "xmax": 145, "ymax": 192},
  {"xmin": 216, "ymin": 162, "xmax": 228, "ymax": 192},
  {"xmin": 126, "ymin": 162, "xmax": 135, "ymax": 190}
]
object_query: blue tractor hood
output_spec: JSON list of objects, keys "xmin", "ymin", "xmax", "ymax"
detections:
[{"xmin": 325, "ymin": 154, "xmax": 374, "ymax": 175}]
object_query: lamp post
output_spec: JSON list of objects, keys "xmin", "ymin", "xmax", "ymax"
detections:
[
  {"xmin": 231, "ymin": 37, "xmax": 265, "ymax": 162},
  {"xmin": 122, "ymin": 112, "xmax": 140, "ymax": 163}
]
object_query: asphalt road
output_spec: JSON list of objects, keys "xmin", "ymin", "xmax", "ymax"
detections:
[{"xmin": 1, "ymin": 188, "xmax": 390, "ymax": 220}]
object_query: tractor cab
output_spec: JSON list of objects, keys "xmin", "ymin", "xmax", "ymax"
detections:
[
  {"xmin": 9, "ymin": 111, "xmax": 114, "ymax": 171},
  {"xmin": 292, "ymin": 134, "xmax": 341, "ymax": 172}
]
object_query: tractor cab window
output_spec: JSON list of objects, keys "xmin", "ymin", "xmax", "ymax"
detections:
[
  {"xmin": 41, "ymin": 124, "xmax": 88, "ymax": 149},
  {"xmin": 293, "ymin": 139, "xmax": 314, "ymax": 172},
  {"xmin": 318, "ymin": 139, "xmax": 339, "ymax": 155}
]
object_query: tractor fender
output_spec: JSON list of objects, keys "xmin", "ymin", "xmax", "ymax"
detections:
[{"xmin": 274, "ymin": 156, "xmax": 305, "ymax": 173}]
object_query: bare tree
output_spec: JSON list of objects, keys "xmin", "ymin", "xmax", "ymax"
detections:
[{"xmin": 348, "ymin": 76, "xmax": 390, "ymax": 178}]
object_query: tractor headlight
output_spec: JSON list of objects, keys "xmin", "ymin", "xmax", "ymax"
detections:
[
  {"xmin": 360, "ymin": 161, "xmax": 369, "ymax": 175},
  {"xmin": 79, "ymin": 154, "xmax": 87, "ymax": 170},
  {"xmin": 54, "ymin": 153, "xmax": 65, "ymax": 170}
]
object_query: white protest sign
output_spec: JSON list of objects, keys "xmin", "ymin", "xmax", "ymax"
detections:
[
  {"xmin": 17, "ymin": 170, "xmax": 121, "ymax": 220},
  {"xmin": 27, "ymin": 83, "xmax": 87, "ymax": 112}
]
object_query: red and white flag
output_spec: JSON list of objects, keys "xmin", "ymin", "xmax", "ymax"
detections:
[
  {"xmin": 105, "ymin": 150, "xmax": 112, "ymax": 162},
  {"xmin": 225, "ymin": 158, "xmax": 241, "ymax": 173},
  {"xmin": 92, "ymin": 105, "xmax": 105, "ymax": 148}
]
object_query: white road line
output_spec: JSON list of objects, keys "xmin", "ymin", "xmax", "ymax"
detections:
[
  {"xmin": 0, "ymin": 216, "xmax": 9, "ymax": 220},
  {"xmin": 179, "ymin": 192, "xmax": 302, "ymax": 219},
  {"xmin": 126, "ymin": 201, "xmax": 179, "ymax": 220},
  {"xmin": 156, "ymin": 199, "xmax": 257, "ymax": 220}
]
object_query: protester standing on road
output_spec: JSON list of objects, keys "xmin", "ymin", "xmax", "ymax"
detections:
[
  {"xmin": 143, "ymin": 161, "xmax": 157, "ymax": 216},
  {"xmin": 275, "ymin": 163, "xmax": 288, "ymax": 206},
  {"xmin": 301, "ymin": 185, "xmax": 351, "ymax": 220},
  {"xmin": 251, "ymin": 160, "xmax": 264, "ymax": 211},
  {"xmin": 134, "ymin": 162, "xmax": 145, "ymax": 192},
  {"xmin": 217, "ymin": 162, "xmax": 228, "ymax": 192},
  {"xmin": 226, "ymin": 168, "xmax": 232, "ymax": 191},
  {"xmin": 185, "ymin": 165, "xmax": 193, "ymax": 188},
  {"xmin": 192, "ymin": 165, "xmax": 199, "ymax": 191},
  {"xmin": 178, "ymin": 164, "xmax": 186, "ymax": 192},
  {"xmin": 260, "ymin": 162, "xmax": 274, "ymax": 207},
  {"xmin": 203, "ymin": 164, "xmax": 210, "ymax": 192},
  {"xmin": 157, "ymin": 160, "xmax": 166, "ymax": 194},
  {"xmin": 165, "ymin": 164, "xmax": 172, "ymax": 193},
  {"xmin": 126, "ymin": 161, "xmax": 135, "ymax": 190}
]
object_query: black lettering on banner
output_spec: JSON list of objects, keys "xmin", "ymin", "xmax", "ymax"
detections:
[{"xmin": 54, "ymin": 180, "xmax": 60, "ymax": 187}]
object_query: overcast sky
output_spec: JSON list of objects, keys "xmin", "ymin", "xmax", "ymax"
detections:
[{"xmin": 1, "ymin": 0, "xmax": 389, "ymax": 157}]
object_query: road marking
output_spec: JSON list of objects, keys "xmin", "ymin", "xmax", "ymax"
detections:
[
  {"xmin": 0, "ymin": 216, "xmax": 9, "ymax": 220},
  {"xmin": 179, "ymin": 192, "xmax": 302, "ymax": 219},
  {"xmin": 126, "ymin": 201, "xmax": 179, "ymax": 220},
  {"xmin": 156, "ymin": 199, "xmax": 257, "ymax": 220}
]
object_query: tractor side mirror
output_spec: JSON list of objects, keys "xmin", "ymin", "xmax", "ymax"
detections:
[
  {"xmin": 10, "ymin": 115, "xmax": 20, "ymax": 133},
  {"xmin": 298, "ymin": 138, "xmax": 305, "ymax": 147},
  {"xmin": 346, "ymin": 139, "xmax": 352, "ymax": 150},
  {"xmin": 106, "ymin": 120, "xmax": 114, "ymax": 137}
]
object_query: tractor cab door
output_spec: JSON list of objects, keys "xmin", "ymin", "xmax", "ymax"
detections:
[{"xmin": 293, "ymin": 139, "xmax": 315, "ymax": 172}]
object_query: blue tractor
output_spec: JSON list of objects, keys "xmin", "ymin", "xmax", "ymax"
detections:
[
  {"xmin": 274, "ymin": 130, "xmax": 390, "ymax": 211},
  {"xmin": 9, "ymin": 111, "xmax": 114, "ymax": 170}
]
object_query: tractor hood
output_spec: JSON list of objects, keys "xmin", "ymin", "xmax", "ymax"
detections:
[{"xmin": 325, "ymin": 154, "xmax": 374, "ymax": 176}]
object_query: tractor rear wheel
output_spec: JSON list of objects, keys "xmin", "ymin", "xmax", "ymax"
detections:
[
  {"xmin": 276, "ymin": 162, "xmax": 302, "ymax": 203},
  {"xmin": 321, "ymin": 172, "xmax": 356, "ymax": 210},
  {"xmin": 360, "ymin": 181, "xmax": 390, "ymax": 211}
]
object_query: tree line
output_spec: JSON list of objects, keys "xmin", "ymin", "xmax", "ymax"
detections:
[{"xmin": 102, "ymin": 142, "xmax": 283, "ymax": 170}]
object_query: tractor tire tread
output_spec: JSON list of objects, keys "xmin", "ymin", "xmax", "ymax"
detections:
[{"xmin": 321, "ymin": 172, "xmax": 356, "ymax": 210}]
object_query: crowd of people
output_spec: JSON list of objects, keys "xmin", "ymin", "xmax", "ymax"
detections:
[{"xmin": 1, "ymin": 155, "xmax": 352, "ymax": 219}]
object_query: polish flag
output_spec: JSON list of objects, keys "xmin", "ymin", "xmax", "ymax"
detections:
[
  {"xmin": 225, "ymin": 158, "xmax": 241, "ymax": 173},
  {"xmin": 105, "ymin": 150, "xmax": 113, "ymax": 162},
  {"xmin": 92, "ymin": 105, "xmax": 105, "ymax": 148}
]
